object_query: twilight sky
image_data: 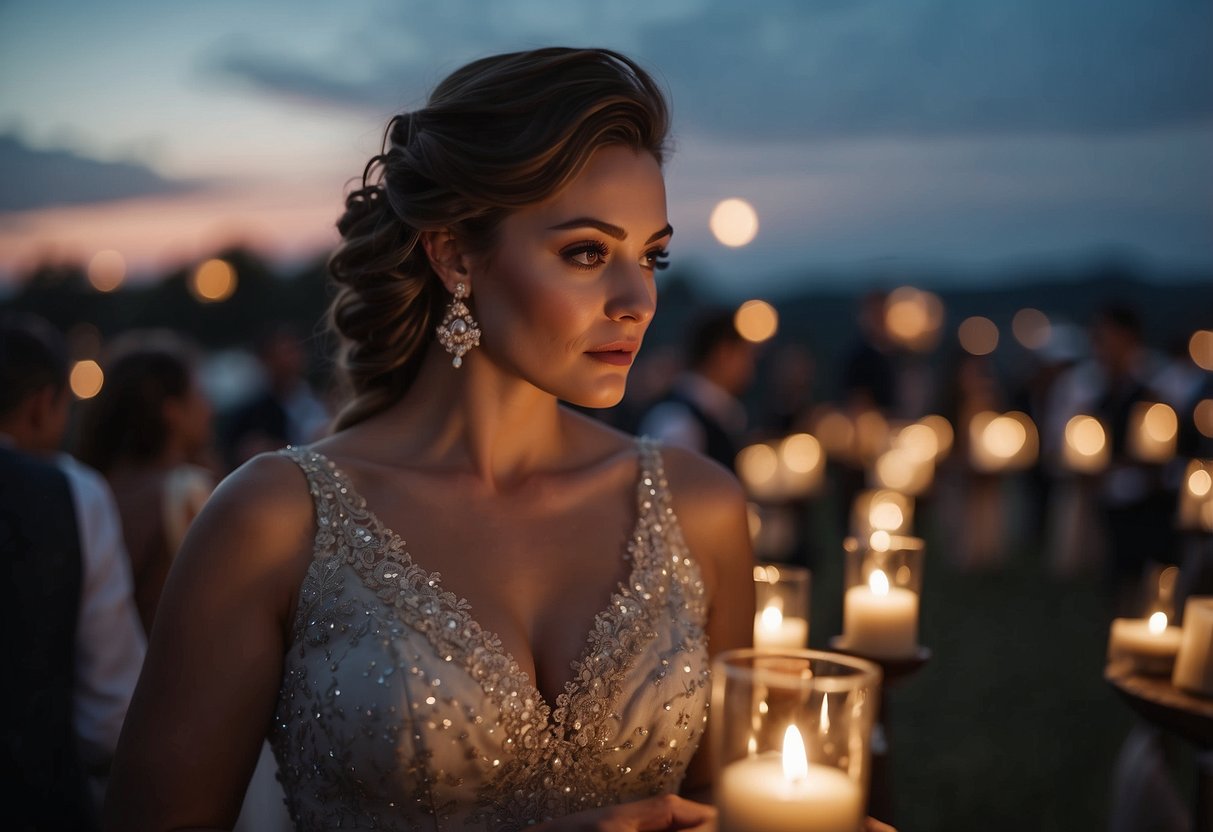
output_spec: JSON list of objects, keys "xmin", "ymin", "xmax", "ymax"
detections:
[{"xmin": 1, "ymin": 0, "xmax": 1210, "ymax": 291}]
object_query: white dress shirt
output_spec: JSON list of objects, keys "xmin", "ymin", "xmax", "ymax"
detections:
[{"xmin": 56, "ymin": 454, "xmax": 146, "ymax": 799}]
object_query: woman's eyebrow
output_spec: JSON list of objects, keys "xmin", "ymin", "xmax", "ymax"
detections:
[{"xmin": 547, "ymin": 218, "xmax": 673, "ymax": 245}]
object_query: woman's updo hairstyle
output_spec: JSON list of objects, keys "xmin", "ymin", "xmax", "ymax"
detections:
[{"xmin": 328, "ymin": 47, "xmax": 670, "ymax": 429}]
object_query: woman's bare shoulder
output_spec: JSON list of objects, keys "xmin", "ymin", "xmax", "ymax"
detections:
[
  {"xmin": 656, "ymin": 443, "xmax": 747, "ymax": 519},
  {"xmin": 184, "ymin": 451, "xmax": 316, "ymax": 566}
]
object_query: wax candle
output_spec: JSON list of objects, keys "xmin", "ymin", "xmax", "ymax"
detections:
[
  {"xmin": 718, "ymin": 726, "xmax": 862, "ymax": 832},
  {"xmin": 1174, "ymin": 598, "xmax": 1213, "ymax": 696},
  {"xmin": 754, "ymin": 603, "xmax": 810, "ymax": 649},
  {"xmin": 1107, "ymin": 613, "xmax": 1183, "ymax": 675},
  {"xmin": 843, "ymin": 569, "xmax": 918, "ymax": 659}
]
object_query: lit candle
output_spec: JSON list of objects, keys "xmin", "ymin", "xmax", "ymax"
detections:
[
  {"xmin": 843, "ymin": 569, "xmax": 918, "ymax": 659},
  {"xmin": 718, "ymin": 725, "xmax": 862, "ymax": 832},
  {"xmin": 754, "ymin": 602, "xmax": 809, "ymax": 650},
  {"xmin": 1174, "ymin": 598, "xmax": 1213, "ymax": 696},
  {"xmin": 1108, "ymin": 612, "xmax": 1183, "ymax": 675}
]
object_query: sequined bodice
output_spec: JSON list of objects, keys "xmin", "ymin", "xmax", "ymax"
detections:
[{"xmin": 271, "ymin": 439, "xmax": 710, "ymax": 831}]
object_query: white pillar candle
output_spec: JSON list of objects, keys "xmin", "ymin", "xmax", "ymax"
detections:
[
  {"xmin": 1107, "ymin": 613, "xmax": 1183, "ymax": 675},
  {"xmin": 718, "ymin": 726, "xmax": 862, "ymax": 832},
  {"xmin": 843, "ymin": 569, "xmax": 918, "ymax": 659},
  {"xmin": 1174, "ymin": 598, "xmax": 1213, "ymax": 696},
  {"xmin": 754, "ymin": 604, "xmax": 810, "ymax": 649}
]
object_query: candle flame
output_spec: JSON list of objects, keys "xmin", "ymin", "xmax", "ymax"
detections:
[
  {"xmin": 869, "ymin": 568, "xmax": 890, "ymax": 596},
  {"xmin": 820, "ymin": 695, "xmax": 830, "ymax": 734},
  {"xmin": 782, "ymin": 725, "xmax": 809, "ymax": 783},
  {"xmin": 1148, "ymin": 611, "xmax": 1168, "ymax": 635},
  {"xmin": 760, "ymin": 604, "xmax": 784, "ymax": 632},
  {"xmin": 747, "ymin": 735, "xmax": 758, "ymax": 756}
]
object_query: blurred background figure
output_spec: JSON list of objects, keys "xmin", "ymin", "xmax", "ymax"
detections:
[
  {"xmin": 0, "ymin": 313, "xmax": 145, "ymax": 823},
  {"xmin": 638, "ymin": 308, "xmax": 757, "ymax": 471},
  {"xmin": 221, "ymin": 325, "xmax": 329, "ymax": 470},
  {"xmin": 1089, "ymin": 304, "xmax": 1178, "ymax": 615},
  {"xmin": 76, "ymin": 332, "xmax": 216, "ymax": 635},
  {"xmin": 936, "ymin": 348, "xmax": 1009, "ymax": 570}
]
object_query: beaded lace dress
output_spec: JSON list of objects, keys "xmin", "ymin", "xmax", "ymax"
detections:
[{"xmin": 271, "ymin": 439, "xmax": 710, "ymax": 831}]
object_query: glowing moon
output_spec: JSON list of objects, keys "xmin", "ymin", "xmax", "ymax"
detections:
[{"xmin": 709, "ymin": 198, "xmax": 759, "ymax": 247}]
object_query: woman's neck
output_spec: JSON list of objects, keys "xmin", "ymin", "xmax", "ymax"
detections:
[{"xmin": 363, "ymin": 346, "xmax": 567, "ymax": 492}]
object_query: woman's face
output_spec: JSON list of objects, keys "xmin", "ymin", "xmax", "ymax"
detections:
[{"xmin": 470, "ymin": 145, "xmax": 670, "ymax": 409}]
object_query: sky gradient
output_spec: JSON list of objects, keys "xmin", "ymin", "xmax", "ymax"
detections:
[{"xmin": 1, "ymin": 0, "xmax": 1210, "ymax": 291}]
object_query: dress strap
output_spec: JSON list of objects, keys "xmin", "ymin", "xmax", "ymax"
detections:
[
  {"xmin": 277, "ymin": 445, "xmax": 356, "ymax": 561},
  {"xmin": 634, "ymin": 436, "xmax": 670, "ymax": 520}
]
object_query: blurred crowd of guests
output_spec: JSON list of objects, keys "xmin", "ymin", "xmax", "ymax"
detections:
[
  {"xmin": 1, "ymin": 287, "xmax": 1209, "ymax": 827},
  {"xmin": 1, "ymin": 312, "xmax": 326, "ymax": 830}
]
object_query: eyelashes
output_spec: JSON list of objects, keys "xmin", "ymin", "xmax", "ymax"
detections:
[{"xmin": 560, "ymin": 241, "xmax": 671, "ymax": 272}]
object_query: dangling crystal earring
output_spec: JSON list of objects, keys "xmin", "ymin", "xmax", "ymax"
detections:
[{"xmin": 435, "ymin": 282, "xmax": 481, "ymax": 368}]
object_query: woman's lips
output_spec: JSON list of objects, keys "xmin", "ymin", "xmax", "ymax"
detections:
[
  {"xmin": 586, "ymin": 340, "xmax": 639, "ymax": 366},
  {"xmin": 586, "ymin": 350, "xmax": 635, "ymax": 366}
]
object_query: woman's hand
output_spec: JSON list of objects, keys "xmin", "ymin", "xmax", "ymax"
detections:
[{"xmin": 534, "ymin": 794, "xmax": 716, "ymax": 831}]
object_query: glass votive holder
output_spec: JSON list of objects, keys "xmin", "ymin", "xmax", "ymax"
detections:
[
  {"xmin": 754, "ymin": 564, "xmax": 811, "ymax": 649},
  {"xmin": 841, "ymin": 534, "xmax": 924, "ymax": 659},
  {"xmin": 712, "ymin": 649, "xmax": 881, "ymax": 832}
]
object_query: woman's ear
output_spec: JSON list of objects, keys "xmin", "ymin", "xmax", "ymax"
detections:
[{"xmin": 420, "ymin": 229, "xmax": 472, "ymax": 295}]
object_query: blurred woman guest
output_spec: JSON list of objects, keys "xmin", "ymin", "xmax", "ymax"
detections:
[
  {"xmin": 77, "ymin": 333, "xmax": 216, "ymax": 634},
  {"xmin": 106, "ymin": 48, "xmax": 759, "ymax": 832}
]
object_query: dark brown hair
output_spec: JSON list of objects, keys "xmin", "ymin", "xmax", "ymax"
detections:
[
  {"xmin": 75, "ymin": 333, "xmax": 195, "ymax": 474},
  {"xmin": 328, "ymin": 47, "xmax": 670, "ymax": 429}
]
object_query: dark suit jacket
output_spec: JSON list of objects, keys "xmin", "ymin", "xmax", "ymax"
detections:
[{"xmin": 0, "ymin": 446, "xmax": 94, "ymax": 831}]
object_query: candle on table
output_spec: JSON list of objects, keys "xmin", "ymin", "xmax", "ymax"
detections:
[
  {"xmin": 718, "ymin": 725, "xmax": 862, "ymax": 832},
  {"xmin": 843, "ymin": 568, "xmax": 918, "ymax": 659},
  {"xmin": 1174, "ymin": 598, "xmax": 1213, "ymax": 696},
  {"xmin": 754, "ymin": 602, "xmax": 809, "ymax": 649},
  {"xmin": 1108, "ymin": 612, "xmax": 1183, "ymax": 675}
]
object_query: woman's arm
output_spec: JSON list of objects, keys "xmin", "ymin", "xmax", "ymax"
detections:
[
  {"xmin": 659, "ymin": 446, "xmax": 756, "ymax": 800},
  {"xmin": 104, "ymin": 454, "xmax": 315, "ymax": 831}
]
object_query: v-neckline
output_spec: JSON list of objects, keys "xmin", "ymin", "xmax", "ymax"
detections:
[{"xmin": 298, "ymin": 440, "xmax": 660, "ymax": 730}]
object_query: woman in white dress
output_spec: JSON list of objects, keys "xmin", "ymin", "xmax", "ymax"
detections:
[{"xmin": 106, "ymin": 48, "xmax": 756, "ymax": 831}]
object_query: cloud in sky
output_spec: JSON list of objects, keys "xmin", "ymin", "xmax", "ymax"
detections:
[
  {"xmin": 0, "ymin": 134, "xmax": 202, "ymax": 213},
  {"xmin": 210, "ymin": 0, "xmax": 1213, "ymax": 140}
]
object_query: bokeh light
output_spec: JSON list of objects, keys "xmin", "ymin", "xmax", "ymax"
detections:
[
  {"xmin": 958, "ymin": 316, "xmax": 999, "ymax": 356},
  {"xmin": 1142, "ymin": 402, "xmax": 1178, "ymax": 443},
  {"xmin": 918, "ymin": 415, "xmax": 954, "ymax": 460},
  {"xmin": 736, "ymin": 442, "xmax": 779, "ymax": 490},
  {"xmin": 884, "ymin": 287, "xmax": 944, "ymax": 352},
  {"xmin": 1191, "ymin": 330, "xmax": 1213, "ymax": 371},
  {"xmin": 1197, "ymin": 400, "xmax": 1213, "ymax": 439},
  {"xmin": 1012, "ymin": 308, "xmax": 1051, "ymax": 350},
  {"xmin": 87, "ymin": 249, "xmax": 126, "ymax": 292},
  {"xmin": 709, "ymin": 198, "xmax": 759, "ymax": 247},
  {"xmin": 190, "ymin": 258, "xmax": 237, "ymax": 303},
  {"xmin": 1191, "ymin": 468, "xmax": 1212, "ymax": 498},
  {"xmin": 1065, "ymin": 415, "xmax": 1106, "ymax": 457},
  {"xmin": 984, "ymin": 416, "xmax": 1027, "ymax": 459},
  {"xmin": 734, "ymin": 300, "xmax": 779, "ymax": 344},
  {"xmin": 780, "ymin": 433, "xmax": 822, "ymax": 474},
  {"xmin": 69, "ymin": 360, "xmax": 104, "ymax": 399}
]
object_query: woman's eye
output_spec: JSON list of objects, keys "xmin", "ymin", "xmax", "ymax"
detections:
[
  {"xmin": 564, "ymin": 242, "xmax": 609, "ymax": 269},
  {"xmin": 644, "ymin": 248, "xmax": 671, "ymax": 271}
]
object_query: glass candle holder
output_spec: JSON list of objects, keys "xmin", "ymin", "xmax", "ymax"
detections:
[
  {"xmin": 754, "ymin": 564, "xmax": 811, "ymax": 649},
  {"xmin": 841, "ymin": 535, "xmax": 925, "ymax": 659},
  {"xmin": 712, "ymin": 649, "xmax": 881, "ymax": 832}
]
